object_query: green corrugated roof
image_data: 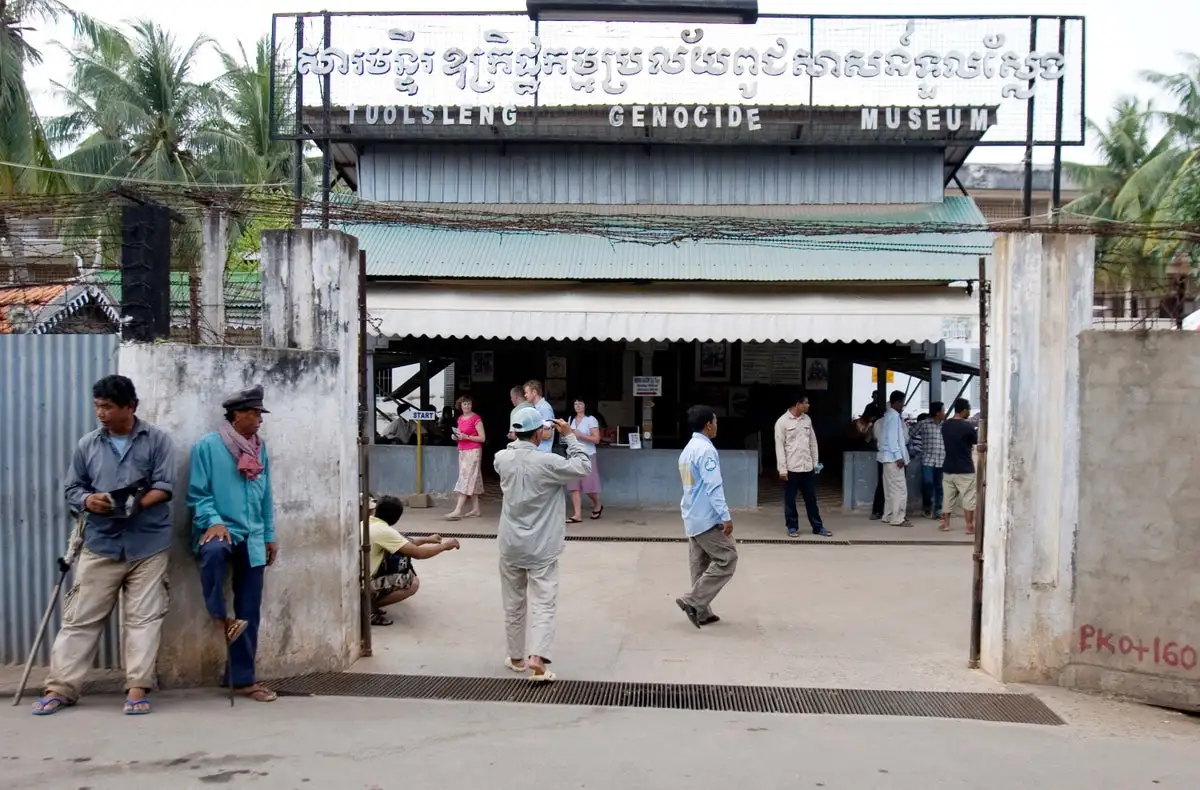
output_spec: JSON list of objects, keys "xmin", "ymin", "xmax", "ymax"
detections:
[
  {"xmin": 343, "ymin": 197, "xmax": 992, "ymax": 282},
  {"xmin": 94, "ymin": 271, "xmax": 262, "ymax": 327}
]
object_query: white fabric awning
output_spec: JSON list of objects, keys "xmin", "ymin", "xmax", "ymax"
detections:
[{"xmin": 368, "ymin": 285, "xmax": 978, "ymax": 344}]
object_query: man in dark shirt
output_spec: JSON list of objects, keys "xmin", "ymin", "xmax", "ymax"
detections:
[
  {"xmin": 32, "ymin": 375, "xmax": 175, "ymax": 716},
  {"xmin": 940, "ymin": 398, "xmax": 984, "ymax": 535}
]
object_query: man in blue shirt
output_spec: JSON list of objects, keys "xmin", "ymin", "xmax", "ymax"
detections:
[
  {"xmin": 877, "ymin": 390, "xmax": 913, "ymax": 528},
  {"xmin": 675, "ymin": 405, "xmax": 738, "ymax": 629},
  {"xmin": 33, "ymin": 375, "xmax": 174, "ymax": 716},
  {"xmin": 523, "ymin": 380, "xmax": 556, "ymax": 453},
  {"xmin": 188, "ymin": 385, "xmax": 278, "ymax": 703}
]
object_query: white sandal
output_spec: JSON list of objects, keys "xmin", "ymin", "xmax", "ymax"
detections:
[
  {"xmin": 529, "ymin": 670, "xmax": 557, "ymax": 683},
  {"xmin": 504, "ymin": 658, "xmax": 526, "ymax": 673}
]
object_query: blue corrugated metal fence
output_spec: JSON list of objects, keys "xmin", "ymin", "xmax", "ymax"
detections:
[{"xmin": 1, "ymin": 333, "xmax": 122, "ymax": 667}]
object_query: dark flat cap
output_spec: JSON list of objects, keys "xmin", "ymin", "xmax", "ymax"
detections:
[{"xmin": 222, "ymin": 384, "xmax": 270, "ymax": 413}]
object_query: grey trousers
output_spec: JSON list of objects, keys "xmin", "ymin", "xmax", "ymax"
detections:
[
  {"xmin": 499, "ymin": 559, "xmax": 559, "ymax": 661},
  {"xmin": 681, "ymin": 526, "xmax": 738, "ymax": 616}
]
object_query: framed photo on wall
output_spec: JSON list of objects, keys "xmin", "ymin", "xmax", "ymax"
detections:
[
  {"xmin": 471, "ymin": 350, "xmax": 494, "ymax": 383},
  {"xmin": 805, "ymin": 357, "xmax": 830, "ymax": 391},
  {"xmin": 695, "ymin": 341, "xmax": 730, "ymax": 382},
  {"xmin": 546, "ymin": 355, "xmax": 567, "ymax": 379}
]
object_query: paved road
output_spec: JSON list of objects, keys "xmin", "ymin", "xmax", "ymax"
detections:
[{"xmin": 2, "ymin": 691, "xmax": 1198, "ymax": 790}]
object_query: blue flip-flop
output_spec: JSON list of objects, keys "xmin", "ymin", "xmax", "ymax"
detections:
[
  {"xmin": 30, "ymin": 695, "xmax": 71, "ymax": 716},
  {"xmin": 122, "ymin": 697, "xmax": 152, "ymax": 715}
]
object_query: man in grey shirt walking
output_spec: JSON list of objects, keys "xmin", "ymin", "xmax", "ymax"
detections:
[
  {"xmin": 494, "ymin": 406, "xmax": 592, "ymax": 682},
  {"xmin": 32, "ymin": 375, "xmax": 175, "ymax": 716}
]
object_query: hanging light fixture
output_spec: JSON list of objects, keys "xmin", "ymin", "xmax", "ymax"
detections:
[{"xmin": 526, "ymin": 0, "xmax": 759, "ymax": 24}]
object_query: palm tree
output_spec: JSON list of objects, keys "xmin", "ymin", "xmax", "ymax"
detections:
[
  {"xmin": 46, "ymin": 18, "xmax": 252, "ymax": 189},
  {"xmin": 216, "ymin": 36, "xmax": 307, "ymax": 189},
  {"xmin": 1137, "ymin": 54, "xmax": 1200, "ymax": 228},
  {"xmin": 1063, "ymin": 97, "xmax": 1172, "ymax": 290},
  {"xmin": 214, "ymin": 36, "xmax": 318, "ymax": 267},
  {"xmin": 0, "ymin": 0, "xmax": 76, "ymax": 196}
]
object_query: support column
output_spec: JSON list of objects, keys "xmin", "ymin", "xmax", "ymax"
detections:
[
  {"xmin": 928, "ymin": 359, "xmax": 943, "ymax": 406},
  {"xmin": 640, "ymin": 350, "xmax": 653, "ymax": 449},
  {"xmin": 981, "ymin": 233, "xmax": 1094, "ymax": 682},
  {"xmin": 199, "ymin": 209, "xmax": 228, "ymax": 345},
  {"xmin": 875, "ymin": 361, "xmax": 887, "ymax": 404}
]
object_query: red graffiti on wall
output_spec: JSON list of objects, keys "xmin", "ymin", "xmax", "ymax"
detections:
[{"xmin": 1079, "ymin": 625, "xmax": 1198, "ymax": 671}]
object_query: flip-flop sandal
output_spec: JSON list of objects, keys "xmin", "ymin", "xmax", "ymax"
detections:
[
  {"xmin": 566, "ymin": 517, "xmax": 582, "ymax": 524},
  {"xmin": 225, "ymin": 619, "xmax": 249, "ymax": 644},
  {"xmin": 238, "ymin": 686, "xmax": 278, "ymax": 702},
  {"xmin": 444, "ymin": 514, "xmax": 463, "ymax": 522},
  {"xmin": 30, "ymin": 695, "xmax": 72, "ymax": 716},
  {"xmin": 590, "ymin": 506, "xmax": 604, "ymax": 520},
  {"xmin": 371, "ymin": 610, "xmax": 393, "ymax": 626},
  {"xmin": 529, "ymin": 670, "xmax": 557, "ymax": 683},
  {"xmin": 464, "ymin": 512, "xmax": 481, "ymax": 518},
  {"xmin": 123, "ymin": 697, "xmax": 152, "ymax": 715},
  {"xmin": 504, "ymin": 658, "xmax": 527, "ymax": 673}
]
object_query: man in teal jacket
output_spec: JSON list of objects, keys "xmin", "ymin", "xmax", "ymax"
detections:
[{"xmin": 187, "ymin": 385, "xmax": 278, "ymax": 703}]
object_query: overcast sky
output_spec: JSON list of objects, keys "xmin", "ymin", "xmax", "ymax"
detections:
[{"xmin": 22, "ymin": 0, "xmax": 1199, "ymax": 166}]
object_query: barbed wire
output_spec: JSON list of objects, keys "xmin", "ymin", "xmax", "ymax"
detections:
[
  {"xmin": 2, "ymin": 186, "xmax": 1200, "ymax": 244},
  {"xmin": 3, "ymin": 183, "xmax": 1198, "ymax": 336}
]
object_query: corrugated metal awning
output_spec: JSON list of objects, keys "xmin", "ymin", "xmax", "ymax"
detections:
[
  {"xmin": 368, "ymin": 285, "xmax": 978, "ymax": 344},
  {"xmin": 347, "ymin": 197, "xmax": 992, "ymax": 283}
]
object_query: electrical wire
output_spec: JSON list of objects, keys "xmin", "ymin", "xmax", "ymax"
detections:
[{"xmin": 0, "ymin": 159, "xmax": 292, "ymax": 189}]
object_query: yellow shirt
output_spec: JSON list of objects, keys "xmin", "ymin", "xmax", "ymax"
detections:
[{"xmin": 369, "ymin": 517, "xmax": 409, "ymax": 575}]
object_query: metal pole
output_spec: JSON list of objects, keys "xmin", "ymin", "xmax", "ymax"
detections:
[
  {"xmin": 1051, "ymin": 18, "xmax": 1067, "ymax": 219},
  {"xmin": 968, "ymin": 256, "xmax": 990, "ymax": 669},
  {"xmin": 321, "ymin": 12, "xmax": 332, "ymax": 230},
  {"xmin": 357, "ymin": 249, "xmax": 372, "ymax": 657},
  {"xmin": 416, "ymin": 421, "xmax": 424, "ymax": 494},
  {"xmin": 1022, "ymin": 19, "xmax": 1038, "ymax": 225},
  {"xmin": 293, "ymin": 15, "xmax": 305, "ymax": 228}
]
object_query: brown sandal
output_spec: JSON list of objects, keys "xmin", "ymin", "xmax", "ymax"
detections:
[
  {"xmin": 225, "ymin": 619, "xmax": 249, "ymax": 644},
  {"xmin": 237, "ymin": 684, "xmax": 278, "ymax": 702}
]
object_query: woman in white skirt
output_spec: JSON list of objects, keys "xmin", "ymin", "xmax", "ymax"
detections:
[
  {"xmin": 446, "ymin": 396, "xmax": 486, "ymax": 520},
  {"xmin": 566, "ymin": 398, "xmax": 603, "ymax": 522}
]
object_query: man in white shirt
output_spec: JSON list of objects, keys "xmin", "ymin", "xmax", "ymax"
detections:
[
  {"xmin": 877, "ymin": 390, "xmax": 913, "ymax": 527},
  {"xmin": 773, "ymin": 393, "xmax": 832, "ymax": 538},
  {"xmin": 494, "ymin": 407, "xmax": 592, "ymax": 681},
  {"xmin": 523, "ymin": 380, "xmax": 556, "ymax": 453}
]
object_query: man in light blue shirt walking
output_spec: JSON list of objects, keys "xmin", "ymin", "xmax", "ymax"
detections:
[
  {"xmin": 877, "ymin": 389, "xmax": 913, "ymax": 528},
  {"xmin": 675, "ymin": 405, "xmax": 738, "ymax": 629}
]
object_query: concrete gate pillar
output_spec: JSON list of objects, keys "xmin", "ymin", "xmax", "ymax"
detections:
[
  {"xmin": 980, "ymin": 233, "xmax": 1094, "ymax": 682},
  {"xmin": 122, "ymin": 229, "xmax": 362, "ymax": 688}
]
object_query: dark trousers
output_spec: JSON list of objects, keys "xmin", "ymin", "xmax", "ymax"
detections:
[
  {"xmin": 872, "ymin": 462, "xmax": 885, "ymax": 516},
  {"xmin": 922, "ymin": 466, "xmax": 944, "ymax": 514},
  {"xmin": 784, "ymin": 470, "xmax": 824, "ymax": 533},
  {"xmin": 199, "ymin": 540, "xmax": 264, "ymax": 688}
]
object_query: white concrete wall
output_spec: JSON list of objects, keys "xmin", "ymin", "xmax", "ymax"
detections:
[
  {"xmin": 1063, "ymin": 332, "xmax": 1200, "ymax": 711},
  {"xmin": 119, "ymin": 228, "xmax": 362, "ymax": 688},
  {"xmin": 981, "ymin": 233, "xmax": 1094, "ymax": 682},
  {"xmin": 122, "ymin": 345, "xmax": 357, "ymax": 687}
]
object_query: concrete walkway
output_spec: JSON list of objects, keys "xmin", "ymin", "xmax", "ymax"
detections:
[
  {"xmin": 357, "ymin": 539, "xmax": 992, "ymax": 692},
  {"xmin": 402, "ymin": 501, "xmax": 972, "ymax": 544}
]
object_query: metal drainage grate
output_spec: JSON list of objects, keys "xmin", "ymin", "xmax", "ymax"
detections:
[
  {"xmin": 269, "ymin": 673, "xmax": 1064, "ymax": 726},
  {"xmin": 407, "ymin": 532, "xmax": 971, "ymax": 548}
]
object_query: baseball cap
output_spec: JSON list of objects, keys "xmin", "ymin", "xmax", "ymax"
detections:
[{"xmin": 511, "ymin": 406, "xmax": 552, "ymax": 432}]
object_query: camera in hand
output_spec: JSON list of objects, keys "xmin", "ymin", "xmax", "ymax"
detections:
[{"xmin": 106, "ymin": 479, "xmax": 150, "ymax": 519}]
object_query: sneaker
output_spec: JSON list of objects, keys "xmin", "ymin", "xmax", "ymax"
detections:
[
  {"xmin": 869, "ymin": 513, "xmax": 883, "ymax": 521},
  {"xmin": 892, "ymin": 520, "xmax": 915, "ymax": 528},
  {"xmin": 812, "ymin": 528, "xmax": 834, "ymax": 537},
  {"xmin": 922, "ymin": 509, "xmax": 933, "ymax": 518},
  {"xmin": 787, "ymin": 528, "xmax": 800, "ymax": 537}
]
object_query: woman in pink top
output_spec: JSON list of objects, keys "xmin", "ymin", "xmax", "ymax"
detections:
[{"xmin": 446, "ymin": 396, "xmax": 486, "ymax": 520}]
